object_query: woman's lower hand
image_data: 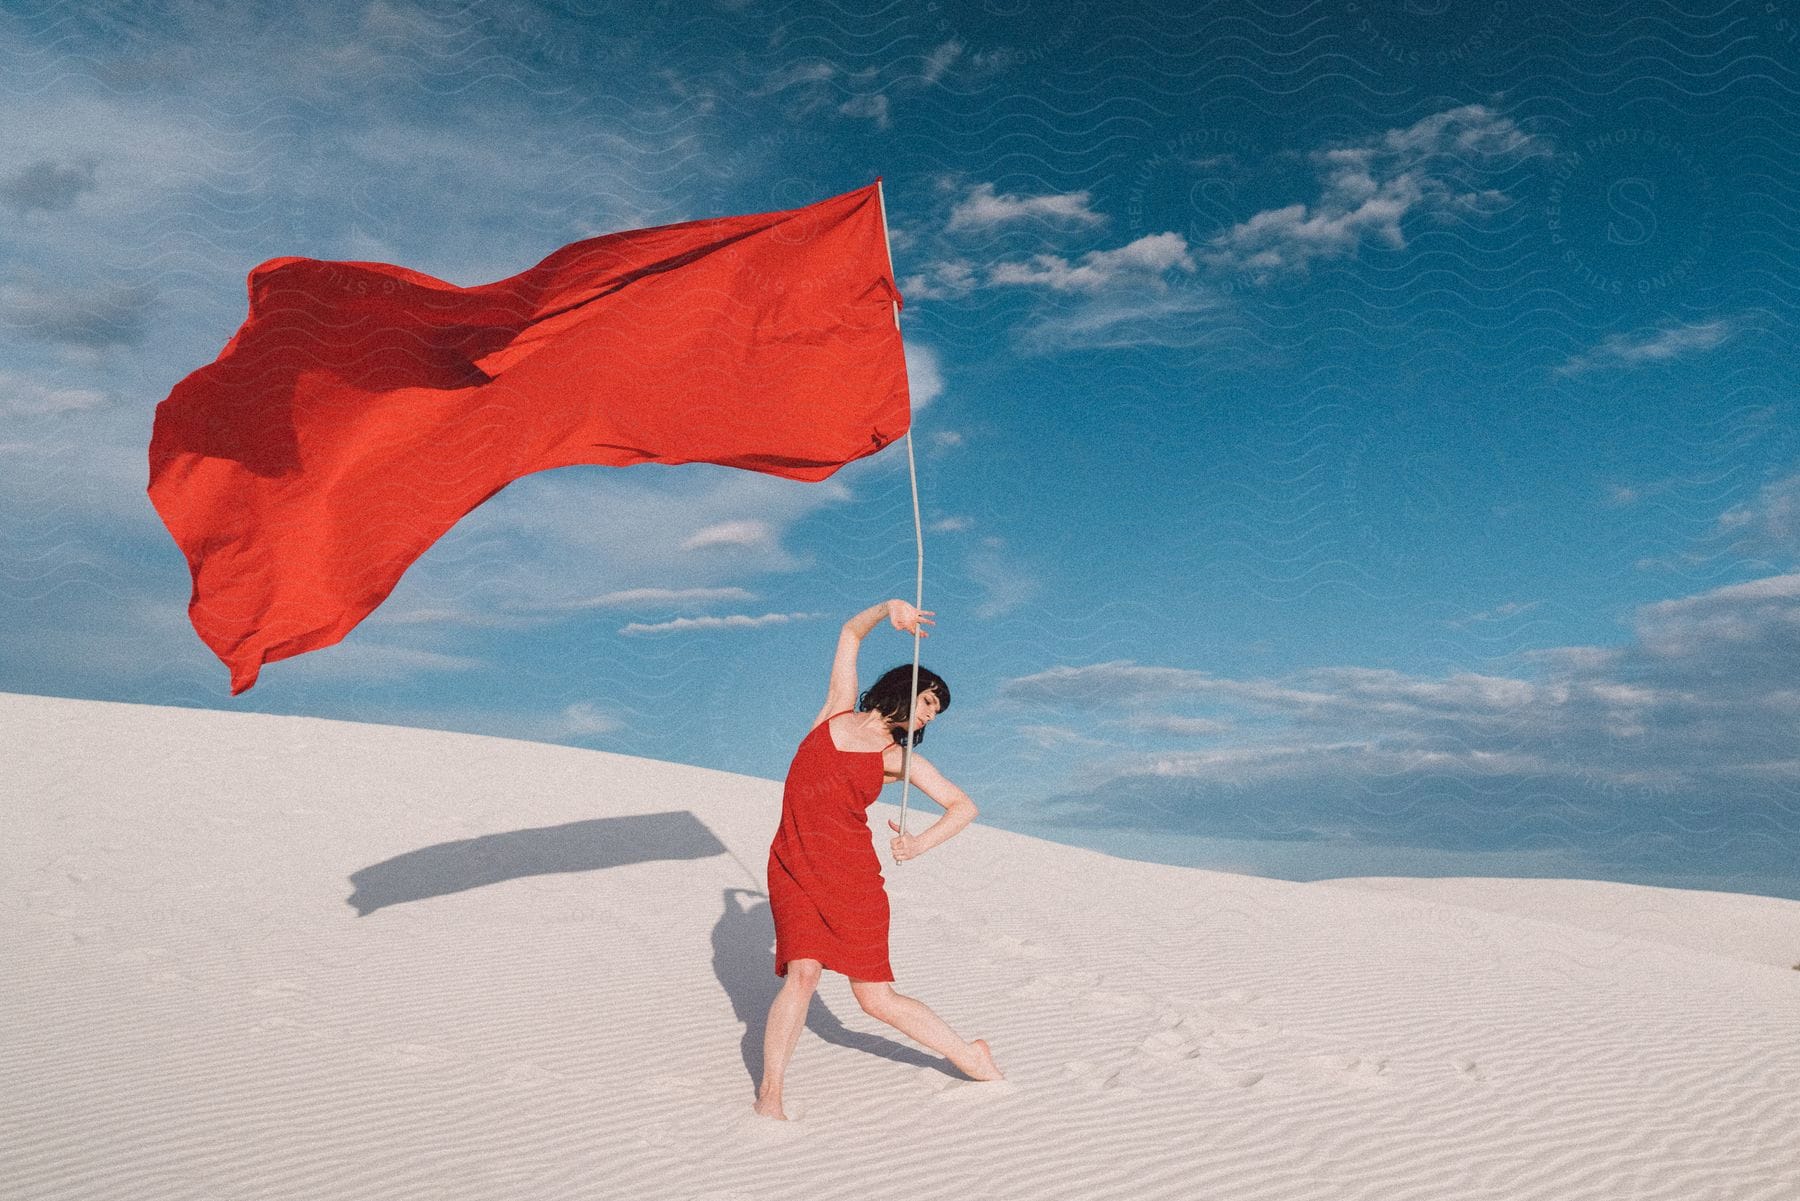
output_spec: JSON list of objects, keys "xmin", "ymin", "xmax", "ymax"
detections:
[
  {"xmin": 886, "ymin": 599, "xmax": 934, "ymax": 637},
  {"xmin": 887, "ymin": 819, "xmax": 924, "ymax": 862}
]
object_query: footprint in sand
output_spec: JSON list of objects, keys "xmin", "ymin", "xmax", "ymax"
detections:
[
  {"xmin": 1074, "ymin": 988, "xmax": 1158, "ymax": 1017},
  {"xmin": 1190, "ymin": 1061, "xmax": 1265, "ymax": 1088},
  {"xmin": 1137, "ymin": 1029, "xmax": 1192, "ymax": 1059},
  {"xmin": 1059, "ymin": 1058, "xmax": 1138, "ymax": 1094},
  {"xmin": 1009, "ymin": 969, "xmax": 1153, "ymax": 1013},
  {"xmin": 1132, "ymin": 1029, "xmax": 1264, "ymax": 1088},
  {"xmin": 980, "ymin": 931, "xmax": 1051, "ymax": 960},
  {"xmin": 1451, "ymin": 1056, "xmax": 1486, "ymax": 1083},
  {"xmin": 1205, "ymin": 1015, "xmax": 1278, "ymax": 1048},
  {"xmin": 1048, "ymin": 985, "xmax": 1278, "ymax": 1093},
  {"xmin": 1305, "ymin": 1054, "xmax": 1391, "ymax": 1088},
  {"xmin": 930, "ymin": 1078, "xmax": 1019, "ymax": 1104},
  {"xmin": 1150, "ymin": 995, "xmax": 1279, "ymax": 1051},
  {"xmin": 1010, "ymin": 970, "xmax": 1100, "ymax": 1000},
  {"xmin": 730, "ymin": 1104, "xmax": 811, "ymax": 1141},
  {"xmin": 914, "ymin": 1064, "xmax": 1019, "ymax": 1103}
]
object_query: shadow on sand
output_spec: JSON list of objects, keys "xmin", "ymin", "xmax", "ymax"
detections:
[
  {"xmin": 346, "ymin": 810, "xmax": 727, "ymax": 915},
  {"xmin": 712, "ymin": 886, "xmax": 949, "ymax": 1093},
  {"xmin": 346, "ymin": 812, "xmax": 953, "ymax": 1090}
]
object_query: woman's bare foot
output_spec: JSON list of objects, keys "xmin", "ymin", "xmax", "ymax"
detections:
[
  {"xmin": 965, "ymin": 1038, "xmax": 1004, "ymax": 1082},
  {"xmin": 751, "ymin": 1095, "xmax": 788, "ymax": 1120}
]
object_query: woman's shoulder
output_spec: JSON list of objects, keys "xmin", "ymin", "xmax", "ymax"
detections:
[
  {"xmin": 878, "ymin": 744, "xmax": 935, "ymax": 779},
  {"xmin": 809, "ymin": 704, "xmax": 847, "ymax": 733}
]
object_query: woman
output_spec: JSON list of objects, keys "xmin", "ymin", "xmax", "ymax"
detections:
[{"xmin": 753, "ymin": 598, "xmax": 1003, "ymax": 1120}]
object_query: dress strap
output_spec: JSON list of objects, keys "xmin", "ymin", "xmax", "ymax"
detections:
[{"xmin": 821, "ymin": 709, "xmax": 897, "ymax": 759}]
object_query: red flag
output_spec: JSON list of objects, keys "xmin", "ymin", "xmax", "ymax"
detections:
[{"xmin": 149, "ymin": 182, "xmax": 909, "ymax": 694}]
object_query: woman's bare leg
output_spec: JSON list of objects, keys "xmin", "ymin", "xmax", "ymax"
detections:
[
  {"xmin": 753, "ymin": 960, "xmax": 821, "ymax": 1119},
  {"xmin": 851, "ymin": 981, "xmax": 1004, "ymax": 1081}
]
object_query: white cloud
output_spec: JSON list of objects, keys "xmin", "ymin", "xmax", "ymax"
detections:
[
  {"xmin": 758, "ymin": 61, "xmax": 838, "ymax": 93},
  {"xmin": 1447, "ymin": 600, "xmax": 1542, "ymax": 628},
  {"xmin": 366, "ymin": 605, "xmax": 521, "ymax": 629},
  {"xmin": 1016, "ymin": 723, "xmax": 1113, "ymax": 750},
  {"xmin": 282, "ymin": 641, "xmax": 486, "ymax": 683},
  {"xmin": 1007, "ymin": 570, "xmax": 1800, "ymax": 885},
  {"xmin": 0, "ymin": 2, "xmax": 889, "ymax": 699},
  {"xmin": 1016, "ymin": 586, "xmax": 1781, "ymax": 747},
  {"xmin": 885, "ymin": 223, "xmax": 921, "ymax": 253},
  {"xmin": 367, "ymin": 585, "xmax": 770, "ymax": 630},
  {"xmin": 1115, "ymin": 739, "xmax": 1555, "ymax": 788},
  {"xmin": 756, "ymin": 59, "xmax": 891, "ymax": 126},
  {"xmin": 682, "ymin": 520, "xmax": 776, "ymax": 552},
  {"xmin": 1203, "ymin": 103, "xmax": 1548, "ymax": 279},
  {"xmin": 0, "ymin": 434, "xmax": 160, "ymax": 526},
  {"xmin": 1712, "ymin": 471, "xmax": 1800, "ymax": 560},
  {"xmin": 1003, "ymin": 660, "xmax": 1215, "ymax": 706},
  {"xmin": 899, "ymin": 259, "xmax": 978, "ymax": 300},
  {"xmin": 946, "ymin": 182, "xmax": 1106, "ymax": 232},
  {"xmin": 374, "ymin": 467, "xmax": 849, "ymax": 627},
  {"xmin": 0, "ymin": 371, "xmax": 107, "ymax": 416},
  {"xmin": 901, "ymin": 212, "xmax": 1219, "ymax": 349},
  {"xmin": 966, "ymin": 537, "xmax": 1041, "ymax": 618},
  {"xmin": 1016, "ymin": 287, "xmax": 1227, "ymax": 353},
  {"xmin": 618, "ymin": 611, "xmax": 819, "ymax": 636},
  {"xmin": 904, "ymin": 341, "xmax": 944, "ymax": 410},
  {"xmin": 1122, "ymin": 714, "xmax": 1235, "ymax": 737},
  {"xmin": 0, "ymin": 92, "xmax": 242, "ymax": 230},
  {"xmin": 522, "ymin": 586, "xmax": 758, "ymax": 612},
  {"xmin": 838, "ymin": 93, "xmax": 891, "ymax": 128},
  {"xmin": 346, "ymin": 698, "xmax": 629, "ymax": 747},
  {"xmin": 989, "ymin": 232, "xmax": 1195, "ymax": 293},
  {"xmin": 1556, "ymin": 317, "xmax": 1736, "ymax": 376},
  {"xmin": 920, "ymin": 40, "xmax": 963, "ymax": 86},
  {"xmin": 899, "ymin": 198, "xmax": 1216, "ymax": 348},
  {"xmin": 557, "ymin": 701, "xmax": 620, "ymax": 736},
  {"xmin": 375, "ymin": 585, "xmax": 766, "ymax": 628},
  {"xmin": 1631, "ymin": 572, "xmax": 1800, "ymax": 665},
  {"xmin": 1, "ymin": 280, "xmax": 156, "ymax": 349},
  {"xmin": 1, "ymin": 156, "xmax": 98, "ymax": 215},
  {"xmin": 0, "ymin": 5, "xmax": 682, "ymax": 305}
]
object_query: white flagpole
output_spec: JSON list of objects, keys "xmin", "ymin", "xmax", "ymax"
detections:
[{"xmin": 874, "ymin": 178, "xmax": 924, "ymax": 863}]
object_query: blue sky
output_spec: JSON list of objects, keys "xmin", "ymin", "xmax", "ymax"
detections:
[{"xmin": 4, "ymin": 1, "xmax": 1798, "ymax": 899}]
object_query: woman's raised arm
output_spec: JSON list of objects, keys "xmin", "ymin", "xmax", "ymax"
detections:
[{"xmin": 816, "ymin": 599, "xmax": 933, "ymax": 722}]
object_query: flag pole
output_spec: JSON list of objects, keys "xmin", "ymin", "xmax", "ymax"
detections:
[{"xmin": 875, "ymin": 177, "xmax": 923, "ymax": 864}]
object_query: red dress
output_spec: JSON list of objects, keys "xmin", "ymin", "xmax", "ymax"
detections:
[{"xmin": 767, "ymin": 710, "xmax": 894, "ymax": 982}]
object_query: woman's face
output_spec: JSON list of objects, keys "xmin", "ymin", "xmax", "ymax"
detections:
[{"xmin": 900, "ymin": 688, "xmax": 942, "ymax": 731}]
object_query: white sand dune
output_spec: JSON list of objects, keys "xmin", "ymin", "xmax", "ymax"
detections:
[
  {"xmin": 5, "ymin": 690, "xmax": 1797, "ymax": 1201},
  {"xmin": 1317, "ymin": 876, "xmax": 1800, "ymax": 971}
]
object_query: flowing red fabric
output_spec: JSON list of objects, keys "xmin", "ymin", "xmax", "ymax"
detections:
[{"xmin": 148, "ymin": 183, "xmax": 908, "ymax": 694}]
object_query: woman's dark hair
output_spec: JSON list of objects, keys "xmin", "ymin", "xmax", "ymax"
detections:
[{"xmin": 858, "ymin": 664, "xmax": 950, "ymax": 748}]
